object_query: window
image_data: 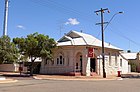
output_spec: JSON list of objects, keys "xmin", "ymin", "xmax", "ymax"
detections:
[
  {"xmin": 120, "ymin": 59, "xmax": 122, "ymax": 67},
  {"xmin": 63, "ymin": 58, "xmax": 65, "ymax": 65},
  {"xmin": 56, "ymin": 55, "xmax": 64, "ymax": 65},
  {"xmin": 51, "ymin": 60, "xmax": 54, "ymax": 65},
  {"xmin": 67, "ymin": 57, "xmax": 69, "ymax": 66},
  {"xmin": 60, "ymin": 56, "xmax": 63, "ymax": 64},
  {"xmin": 57, "ymin": 58, "xmax": 59, "ymax": 65},
  {"xmin": 109, "ymin": 53, "xmax": 111, "ymax": 66},
  {"xmin": 115, "ymin": 53, "xmax": 118, "ymax": 66},
  {"xmin": 76, "ymin": 63, "xmax": 78, "ymax": 69},
  {"xmin": 80, "ymin": 55, "xmax": 82, "ymax": 62},
  {"xmin": 80, "ymin": 55, "xmax": 82, "ymax": 71},
  {"xmin": 45, "ymin": 58, "xmax": 48, "ymax": 64}
]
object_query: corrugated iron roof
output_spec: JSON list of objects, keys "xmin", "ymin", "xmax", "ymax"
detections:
[
  {"xmin": 121, "ymin": 52, "xmax": 137, "ymax": 60},
  {"xmin": 57, "ymin": 30, "xmax": 122, "ymax": 50}
]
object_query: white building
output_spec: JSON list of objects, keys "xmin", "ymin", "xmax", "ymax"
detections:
[{"xmin": 40, "ymin": 31, "xmax": 129, "ymax": 76}]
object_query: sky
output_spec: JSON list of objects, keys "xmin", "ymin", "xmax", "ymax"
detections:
[{"xmin": 0, "ymin": 0, "xmax": 140, "ymax": 52}]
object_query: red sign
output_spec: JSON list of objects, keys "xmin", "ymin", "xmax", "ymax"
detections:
[{"xmin": 88, "ymin": 48, "xmax": 94, "ymax": 57}]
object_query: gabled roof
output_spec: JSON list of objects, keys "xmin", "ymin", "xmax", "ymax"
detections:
[{"xmin": 57, "ymin": 30, "xmax": 122, "ymax": 50}]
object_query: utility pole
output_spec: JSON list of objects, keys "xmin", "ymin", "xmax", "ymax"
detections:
[
  {"xmin": 3, "ymin": 0, "xmax": 9, "ymax": 36},
  {"xmin": 95, "ymin": 8, "xmax": 110, "ymax": 78}
]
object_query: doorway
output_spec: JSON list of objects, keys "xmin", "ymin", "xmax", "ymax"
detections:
[
  {"xmin": 76, "ymin": 52, "xmax": 82, "ymax": 73},
  {"xmin": 90, "ymin": 58, "xmax": 96, "ymax": 72}
]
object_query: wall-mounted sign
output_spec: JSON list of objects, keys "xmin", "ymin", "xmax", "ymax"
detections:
[{"xmin": 88, "ymin": 48, "xmax": 94, "ymax": 57}]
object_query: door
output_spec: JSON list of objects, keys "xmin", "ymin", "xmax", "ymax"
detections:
[
  {"xmin": 90, "ymin": 58, "xmax": 96, "ymax": 72},
  {"xmin": 76, "ymin": 53, "xmax": 82, "ymax": 73}
]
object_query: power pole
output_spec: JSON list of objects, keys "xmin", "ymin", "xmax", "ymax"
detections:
[
  {"xmin": 3, "ymin": 0, "xmax": 9, "ymax": 36},
  {"xmin": 95, "ymin": 8, "xmax": 110, "ymax": 78}
]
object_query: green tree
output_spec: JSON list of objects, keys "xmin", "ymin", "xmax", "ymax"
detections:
[
  {"xmin": 13, "ymin": 32, "xmax": 56, "ymax": 76},
  {"xmin": 0, "ymin": 36, "xmax": 19, "ymax": 64}
]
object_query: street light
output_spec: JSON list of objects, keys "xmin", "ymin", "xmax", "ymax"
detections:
[
  {"xmin": 95, "ymin": 9, "xmax": 123, "ymax": 78},
  {"xmin": 104, "ymin": 12, "xmax": 123, "ymax": 31},
  {"xmin": 95, "ymin": 8, "xmax": 110, "ymax": 78}
]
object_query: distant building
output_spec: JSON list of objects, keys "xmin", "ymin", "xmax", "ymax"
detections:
[
  {"xmin": 40, "ymin": 31, "xmax": 129, "ymax": 76},
  {"xmin": 121, "ymin": 52, "xmax": 137, "ymax": 60},
  {"xmin": 121, "ymin": 52, "xmax": 140, "ymax": 72}
]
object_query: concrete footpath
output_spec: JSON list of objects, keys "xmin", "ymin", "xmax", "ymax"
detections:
[
  {"xmin": 33, "ymin": 74, "xmax": 122, "ymax": 81},
  {"xmin": 1, "ymin": 72, "xmax": 140, "ymax": 83},
  {"xmin": 0, "ymin": 72, "xmax": 125, "ymax": 83},
  {"xmin": 0, "ymin": 72, "xmax": 18, "ymax": 83},
  {"xmin": 0, "ymin": 79, "xmax": 18, "ymax": 83}
]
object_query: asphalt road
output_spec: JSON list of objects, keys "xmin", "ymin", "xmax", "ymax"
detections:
[{"xmin": 0, "ymin": 79, "xmax": 140, "ymax": 92}]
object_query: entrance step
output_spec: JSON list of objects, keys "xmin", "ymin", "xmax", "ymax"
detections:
[
  {"xmin": 90, "ymin": 72, "xmax": 98, "ymax": 76},
  {"xmin": 66, "ymin": 72, "xmax": 82, "ymax": 76}
]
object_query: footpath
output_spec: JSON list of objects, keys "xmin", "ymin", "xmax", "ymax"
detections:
[
  {"xmin": 0, "ymin": 78, "xmax": 18, "ymax": 83},
  {"xmin": 0, "ymin": 72, "xmax": 123, "ymax": 83},
  {"xmin": 1, "ymin": 72, "xmax": 140, "ymax": 83},
  {"xmin": 33, "ymin": 74, "xmax": 122, "ymax": 81},
  {"xmin": 0, "ymin": 72, "xmax": 18, "ymax": 83}
]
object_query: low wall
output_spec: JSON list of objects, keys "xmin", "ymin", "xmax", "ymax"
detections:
[
  {"xmin": 40, "ymin": 66, "xmax": 74, "ymax": 74},
  {"xmin": 0, "ymin": 64, "xmax": 19, "ymax": 72}
]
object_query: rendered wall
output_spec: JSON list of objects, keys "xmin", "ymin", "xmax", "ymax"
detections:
[{"xmin": 0, "ymin": 64, "xmax": 19, "ymax": 72}]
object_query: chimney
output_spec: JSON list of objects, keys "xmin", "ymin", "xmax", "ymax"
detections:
[{"xmin": 127, "ymin": 50, "xmax": 131, "ymax": 53}]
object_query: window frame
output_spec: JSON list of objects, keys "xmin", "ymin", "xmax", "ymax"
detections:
[
  {"xmin": 109, "ymin": 53, "xmax": 111, "ymax": 66},
  {"xmin": 120, "ymin": 59, "xmax": 122, "ymax": 67},
  {"xmin": 115, "ymin": 53, "xmax": 118, "ymax": 66},
  {"xmin": 56, "ymin": 54, "xmax": 65, "ymax": 65}
]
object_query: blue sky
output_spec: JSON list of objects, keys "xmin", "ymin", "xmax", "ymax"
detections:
[{"xmin": 0, "ymin": 0, "xmax": 140, "ymax": 52}]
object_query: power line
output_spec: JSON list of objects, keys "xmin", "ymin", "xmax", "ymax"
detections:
[
  {"xmin": 29, "ymin": 0, "xmax": 100, "ymax": 41},
  {"xmin": 47, "ymin": 0, "xmax": 92, "ymax": 17},
  {"xmin": 29, "ymin": 0, "xmax": 94, "ymax": 23},
  {"xmin": 30, "ymin": 0, "xmax": 139, "ymax": 50},
  {"xmin": 91, "ymin": 31, "xmax": 101, "ymax": 44},
  {"xmin": 109, "ymin": 26, "xmax": 140, "ymax": 48}
]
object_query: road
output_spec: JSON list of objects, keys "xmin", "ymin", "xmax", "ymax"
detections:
[{"xmin": 0, "ymin": 78, "xmax": 140, "ymax": 92}]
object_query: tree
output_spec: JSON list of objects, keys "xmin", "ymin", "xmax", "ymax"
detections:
[
  {"xmin": 0, "ymin": 36, "xmax": 19, "ymax": 64},
  {"xmin": 13, "ymin": 32, "xmax": 56, "ymax": 76}
]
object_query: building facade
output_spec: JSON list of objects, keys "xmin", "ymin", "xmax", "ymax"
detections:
[
  {"xmin": 40, "ymin": 31, "xmax": 129, "ymax": 76},
  {"xmin": 121, "ymin": 52, "xmax": 140, "ymax": 72}
]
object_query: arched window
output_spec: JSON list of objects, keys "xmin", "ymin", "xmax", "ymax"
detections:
[
  {"xmin": 56, "ymin": 53, "xmax": 65, "ymax": 65},
  {"xmin": 45, "ymin": 58, "xmax": 53, "ymax": 65}
]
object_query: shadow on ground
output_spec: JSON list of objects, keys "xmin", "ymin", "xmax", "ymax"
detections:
[
  {"xmin": 121, "ymin": 73, "xmax": 140, "ymax": 79},
  {"xmin": 1, "ymin": 73, "xmax": 34, "ymax": 80}
]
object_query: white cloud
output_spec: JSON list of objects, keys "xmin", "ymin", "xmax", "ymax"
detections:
[
  {"xmin": 16, "ymin": 25, "xmax": 25, "ymax": 29},
  {"xmin": 65, "ymin": 18, "xmax": 80, "ymax": 25}
]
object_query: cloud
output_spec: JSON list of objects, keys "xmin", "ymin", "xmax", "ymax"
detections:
[
  {"xmin": 16, "ymin": 25, "xmax": 25, "ymax": 29},
  {"xmin": 65, "ymin": 18, "xmax": 80, "ymax": 25}
]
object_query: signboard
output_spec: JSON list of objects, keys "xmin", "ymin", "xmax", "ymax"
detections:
[{"xmin": 88, "ymin": 48, "xmax": 94, "ymax": 57}]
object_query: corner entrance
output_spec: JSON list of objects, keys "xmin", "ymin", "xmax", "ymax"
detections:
[{"xmin": 90, "ymin": 58, "xmax": 96, "ymax": 72}]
